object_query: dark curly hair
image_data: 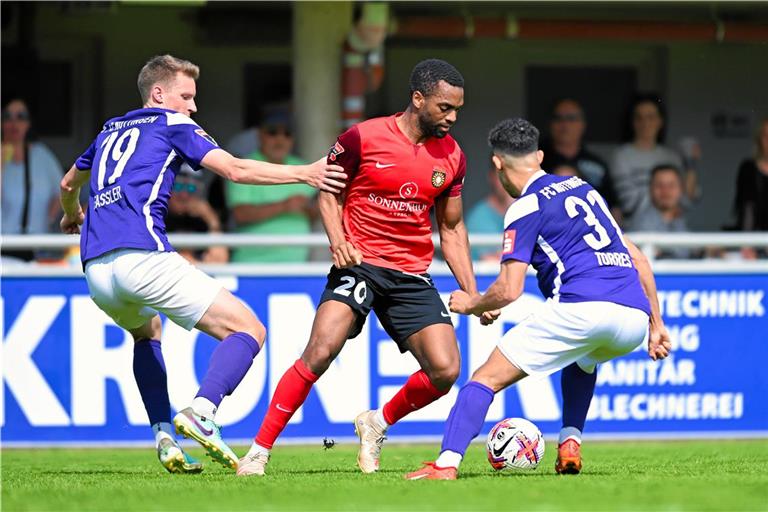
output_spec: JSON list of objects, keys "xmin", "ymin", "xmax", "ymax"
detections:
[
  {"xmin": 488, "ymin": 118, "xmax": 540, "ymax": 157},
  {"xmin": 409, "ymin": 59, "xmax": 464, "ymax": 97}
]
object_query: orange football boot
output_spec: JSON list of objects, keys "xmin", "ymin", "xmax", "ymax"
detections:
[
  {"xmin": 405, "ymin": 462, "xmax": 458, "ymax": 480},
  {"xmin": 555, "ymin": 438, "xmax": 582, "ymax": 474}
]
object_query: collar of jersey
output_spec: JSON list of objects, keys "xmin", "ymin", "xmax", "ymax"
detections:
[{"xmin": 520, "ymin": 170, "xmax": 547, "ymax": 195}]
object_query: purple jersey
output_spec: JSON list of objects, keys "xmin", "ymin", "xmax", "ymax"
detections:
[
  {"xmin": 501, "ymin": 171, "xmax": 650, "ymax": 314},
  {"xmin": 74, "ymin": 108, "xmax": 218, "ymax": 263}
]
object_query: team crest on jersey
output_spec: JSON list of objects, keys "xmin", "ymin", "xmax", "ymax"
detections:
[
  {"xmin": 431, "ymin": 168, "xmax": 447, "ymax": 188},
  {"xmin": 328, "ymin": 141, "xmax": 345, "ymax": 162},
  {"xmin": 503, "ymin": 229, "xmax": 516, "ymax": 254},
  {"xmin": 194, "ymin": 129, "xmax": 218, "ymax": 146}
]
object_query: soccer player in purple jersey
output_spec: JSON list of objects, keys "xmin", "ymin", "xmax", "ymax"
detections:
[
  {"xmin": 58, "ymin": 55, "xmax": 347, "ymax": 474},
  {"xmin": 406, "ymin": 118, "xmax": 672, "ymax": 480}
]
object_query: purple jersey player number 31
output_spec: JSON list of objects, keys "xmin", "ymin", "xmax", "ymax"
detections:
[{"xmin": 501, "ymin": 171, "xmax": 650, "ymax": 315}]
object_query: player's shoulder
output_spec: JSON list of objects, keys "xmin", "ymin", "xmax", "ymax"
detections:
[
  {"xmin": 355, "ymin": 115, "xmax": 390, "ymax": 134},
  {"xmin": 503, "ymin": 193, "xmax": 540, "ymax": 227}
]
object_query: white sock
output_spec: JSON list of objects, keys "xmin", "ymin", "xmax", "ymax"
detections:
[
  {"xmin": 435, "ymin": 450, "xmax": 463, "ymax": 469},
  {"xmin": 559, "ymin": 426, "xmax": 582, "ymax": 445},
  {"xmin": 191, "ymin": 397, "xmax": 217, "ymax": 420},
  {"xmin": 246, "ymin": 442, "xmax": 270, "ymax": 459},
  {"xmin": 373, "ymin": 408, "xmax": 389, "ymax": 431},
  {"xmin": 152, "ymin": 422, "xmax": 175, "ymax": 447}
]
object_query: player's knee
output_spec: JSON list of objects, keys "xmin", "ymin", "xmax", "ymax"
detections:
[
  {"xmin": 242, "ymin": 320, "xmax": 266, "ymax": 346},
  {"xmin": 301, "ymin": 341, "xmax": 337, "ymax": 376},
  {"xmin": 426, "ymin": 362, "xmax": 460, "ymax": 391}
]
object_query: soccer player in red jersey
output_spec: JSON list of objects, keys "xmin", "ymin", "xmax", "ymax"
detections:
[{"xmin": 238, "ymin": 59, "xmax": 497, "ymax": 476}]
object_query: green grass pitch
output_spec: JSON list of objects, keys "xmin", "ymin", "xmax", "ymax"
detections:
[{"xmin": 2, "ymin": 440, "xmax": 767, "ymax": 511}]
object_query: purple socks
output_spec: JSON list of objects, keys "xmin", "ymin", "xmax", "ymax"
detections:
[
  {"xmin": 133, "ymin": 339, "xmax": 170, "ymax": 426},
  {"xmin": 441, "ymin": 381, "xmax": 495, "ymax": 456},
  {"xmin": 196, "ymin": 332, "xmax": 261, "ymax": 408},
  {"xmin": 561, "ymin": 362, "xmax": 597, "ymax": 432}
]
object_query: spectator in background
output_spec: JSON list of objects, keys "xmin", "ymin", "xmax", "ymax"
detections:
[
  {"xmin": 731, "ymin": 117, "xmax": 768, "ymax": 259},
  {"xmin": 1, "ymin": 98, "xmax": 64, "ymax": 261},
  {"xmin": 465, "ymin": 161, "xmax": 514, "ymax": 261},
  {"xmin": 611, "ymin": 93, "xmax": 699, "ymax": 225},
  {"xmin": 541, "ymin": 98, "xmax": 618, "ymax": 211},
  {"xmin": 628, "ymin": 164, "xmax": 691, "ymax": 259},
  {"xmin": 166, "ymin": 164, "xmax": 228, "ymax": 264},
  {"xmin": 226, "ymin": 106, "xmax": 316, "ymax": 263}
]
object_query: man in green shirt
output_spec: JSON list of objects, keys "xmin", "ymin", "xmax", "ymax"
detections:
[{"xmin": 227, "ymin": 107, "xmax": 317, "ymax": 262}]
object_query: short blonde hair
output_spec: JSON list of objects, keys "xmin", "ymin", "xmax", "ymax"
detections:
[{"xmin": 137, "ymin": 54, "xmax": 200, "ymax": 103}]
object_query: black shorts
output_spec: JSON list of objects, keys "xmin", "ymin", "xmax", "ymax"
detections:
[{"xmin": 319, "ymin": 262, "xmax": 453, "ymax": 352}]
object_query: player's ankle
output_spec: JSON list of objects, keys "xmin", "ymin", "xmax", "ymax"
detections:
[
  {"xmin": 435, "ymin": 450, "xmax": 462, "ymax": 469},
  {"xmin": 558, "ymin": 426, "xmax": 582, "ymax": 445},
  {"xmin": 191, "ymin": 396, "xmax": 218, "ymax": 420},
  {"xmin": 152, "ymin": 423, "xmax": 175, "ymax": 447},
  {"xmin": 246, "ymin": 442, "xmax": 270, "ymax": 459},
  {"xmin": 373, "ymin": 408, "xmax": 389, "ymax": 431}
]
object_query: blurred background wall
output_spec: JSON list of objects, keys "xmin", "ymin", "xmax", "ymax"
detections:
[{"xmin": 2, "ymin": 1, "xmax": 766, "ymax": 230}]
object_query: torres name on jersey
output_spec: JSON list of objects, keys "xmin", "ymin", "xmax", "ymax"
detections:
[{"xmin": 328, "ymin": 114, "xmax": 466, "ymax": 274}]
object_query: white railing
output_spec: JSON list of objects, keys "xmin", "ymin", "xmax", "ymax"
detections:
[
  {"xmin": 2, "ymin": 232, "xmax": 766, "ymax": 250},
  {"xmin": 2, "ymin": 232, "xmax": 767, "ymax": 276}
]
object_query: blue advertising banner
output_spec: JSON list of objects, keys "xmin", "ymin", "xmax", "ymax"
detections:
[{"xmin": 2, "ymin": 272, "xmax": 767, "ymax": 444}]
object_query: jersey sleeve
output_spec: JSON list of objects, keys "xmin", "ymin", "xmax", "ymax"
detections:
[
  {"xmin": 327, "ymin": 125, "xmax": 361, "ymax": 181},
  {"xmin": 445, "ymin": 151, "xmax": 466, "ymax": 197},
  {"xmin": 499, "ymin": 194, "xmax": 542, "ymax": 264},
  {"xmin": 74, "ymin": 140, "xmax": 97, "ymax": 170},
  {"xmin": 165, "ymin": 113, "xmax": 219, "ymax": 170}
]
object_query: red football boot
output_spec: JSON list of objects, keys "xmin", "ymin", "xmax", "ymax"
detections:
[
  {"xmin": 405, "ymin": 462, "xmax": 458, "ymax": 480},
  {"xmin": 555, "ymin": 438, "xmax": 582, "ymax": 474}
]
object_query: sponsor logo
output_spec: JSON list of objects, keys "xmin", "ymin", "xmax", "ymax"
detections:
[
  {"xmin": 194, "ymin": 129, "xmax": 218, "ymax": 146},
  {"xmin": 328, "ymin": 141, "xmax": 345, "ymax": 162},
  {"xmin": 375, "ymin": 162, "xmax": 396, "ymax": 169},
  {"xmin": 399, "ymin": 182, "xmax": 419, "ymax": 199},
  {"xmin": 275, "ymin": 404, "xmax": 292, "ymax": 413},
  {"xmin": 190, "ymin": 415, "xmax": 214, "ymax": 436},
  {"xmin": 431, "ymin": 168, "xmax": 447, "ymax": 188},
  {"xmin": 503, "ymin": 230, "xmax": 516, "ymax": 254},
  {"xmin": 492, "ymin": 435, "xmax": 515, "ymax": 458},
  {"xmin": 440, "ymin": 311, "xmax": 451, "ymax": 318}
]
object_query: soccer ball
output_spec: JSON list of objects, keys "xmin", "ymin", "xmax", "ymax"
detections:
[{"xmin": 486, "ymin": 417, "xmax": 545, "ymax": 471}]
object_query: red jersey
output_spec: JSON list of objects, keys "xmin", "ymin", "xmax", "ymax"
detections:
[{"xmin": 328, "ymin": 114, "xmax": 466, "ymax": 273}]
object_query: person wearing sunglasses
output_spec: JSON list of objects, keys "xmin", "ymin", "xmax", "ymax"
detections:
[
  {"xmin": 541, "ymin": 98, "xmax": 619, "ymax": 219},
  {"xmin": 166, "ymin": 164, "xmax": 228, "ymax": 264},
  {"xmin": 1, "ymin": 98, "xmax": 64, "ymax": 261},
  {"xmin": 227, "ymin": 105, "xmax": 317, "ymax": 263}
]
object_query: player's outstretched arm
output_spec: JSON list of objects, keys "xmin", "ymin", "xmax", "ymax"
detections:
[
  {"xmin": 318, "ymin": 190, "xmax": 361, "ymax": 268},
  {"xmin": 449, "ymin": 259, "xmax": 527, "ymax": 316},
  {"xmin": 59, "ymin": 165, "xmax": 90, "ymax": 234},
  {"xmin": 201, "ymin": 149, "xmax": 347, "ymax": 192},
  {"xmin": 626, "ymin": 238, "xmax": 672, "ymax": 361}
]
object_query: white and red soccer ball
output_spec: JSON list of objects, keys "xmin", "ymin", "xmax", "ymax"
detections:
[{"xmin": 486, "ymin": 417, "xmax": 545, "ymax": 471}]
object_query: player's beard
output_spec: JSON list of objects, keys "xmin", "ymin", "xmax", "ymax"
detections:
[{"xmin": 418, "ymin": 112, "xmax": 448, "ymax": 139}]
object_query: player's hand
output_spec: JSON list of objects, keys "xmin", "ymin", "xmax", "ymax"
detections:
[
  {"xmin": 331, "ymin": 241, "xmax": 363, "ymax": 268},
  {"xmin": 304, "ymin": 158, "xmax": 348, "ymax": 194},
  {"xmin": 648, "ymin": 323, "xmax": 672, "ymax": 361},
  {"xmin": 477, "ymin": 309, "xmax": 500, "ymax": 325},
  {"xmin": 449, "ymin": 290, "xmax": 476, "ymax": 315},
  {"xmin": 60, "ymin": 209, "xmax": 84, "ymax": 235}
]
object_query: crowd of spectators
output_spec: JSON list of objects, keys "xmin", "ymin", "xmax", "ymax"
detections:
[{"xmin": 1, "ymin": 95, "xmax": 766, "ymax": 265}]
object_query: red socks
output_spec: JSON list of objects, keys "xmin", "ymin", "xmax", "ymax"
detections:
[
  {"xmin": 382, "ymin": 370, "xmax": 449, "ymax": 425},
  {"xmin": 255, "ymin": 359, "xmax": 319, "ymax": 449}
]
